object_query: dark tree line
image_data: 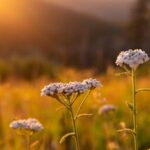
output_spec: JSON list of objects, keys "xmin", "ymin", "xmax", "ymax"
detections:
[{"xmin": 128, "ymin": 0, "xmax": 150, "ymax": 49}]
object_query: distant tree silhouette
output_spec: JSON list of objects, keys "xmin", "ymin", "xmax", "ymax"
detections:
[{"xmin": 128, "ymin": 0, "xmax": 150, "ymax": 49}]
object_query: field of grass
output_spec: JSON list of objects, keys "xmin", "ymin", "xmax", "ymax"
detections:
[{"xmin": 0, "ymin": 68, "xmax": 150, "ymax": 150}]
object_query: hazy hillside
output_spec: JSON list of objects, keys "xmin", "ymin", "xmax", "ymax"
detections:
[
  {"xmin": 0, "ymin": 0, "xmax": 125, "ymax": 67},
  {"xmin": 0, "ymin": 0, "xmax": 149, "ymax": 70},
  {"xmin": 48, "ymin": 0, "xmax": 136, "ymax": 23}
]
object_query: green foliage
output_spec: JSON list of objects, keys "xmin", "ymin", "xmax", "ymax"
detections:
[{"xmin": 0, "ymin": 58, "xmax": 62, "ymax": 81}]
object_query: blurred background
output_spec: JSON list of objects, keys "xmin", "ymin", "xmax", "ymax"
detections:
[
  {"xmin": 0, "ymin": 0, "xmax": 149, "ymax": 80},
  {"xmin": 0, "ymin": 0, "xmax": 150, "ymax": 150}
]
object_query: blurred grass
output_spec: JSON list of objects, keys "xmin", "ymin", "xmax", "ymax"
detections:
[
  {"xmin": 0, "ymin": 58, "xmax": 61, "ymax": 81},
  {"xmin": 0, "ymin": 66, "xmax": 150, "ymax": 149}
]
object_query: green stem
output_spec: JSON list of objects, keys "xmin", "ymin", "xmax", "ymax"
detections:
[
  {"xmin": 132, "ymin": 69, "xmax": 138, "ymax": 150},
  {"xmin": 27, "ymin": 134, "xmax": 31, "ymax": 150},
  {"xmin": 66, "ymin": 91, "xmax": 91, "ymax": 150},
  {"xmin": 75, "ymin": 90, "xmax": 91, "ymax": 119},
  {"xmin": 69, "ymin": 106, "xmax": 80, "ymax": 150},
  {"xmin": 56, "ymin": 95, "xmax": 70, "ymax": 110},
  {"xmin": 71, "ymin": 93, "xmax": 79, "ymax": 105}
]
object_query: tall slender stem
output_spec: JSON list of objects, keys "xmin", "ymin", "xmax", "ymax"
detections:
[
  {"xmin": 132, "ymin": 69, "xmax": 138, "ymax": 150},
  {"xmin": 69, "ymin": 104, "xmax": 80, "ymax": 150},
  {"xmin": 27, "ymin": 134, "xmax": 31, "ymax": 150},
  {"xmin": 68, "ymin": 99, "xmax": 80, "ymax": 150}
]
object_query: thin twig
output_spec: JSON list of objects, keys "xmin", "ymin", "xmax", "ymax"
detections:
[
  {"xmin": 71, "ymin": 93, "xmax": 79, "ymax": 105},
  {"xmin": 136, "ymin": 88, "xmax": 150, "ymax": 94},
  {"xmin": 75, "ymin": 90, "xmax": 91, "ymax": 120},
  {"xmin": 117, "ymin": 128, "xmax": 135, "ymax": 136}
]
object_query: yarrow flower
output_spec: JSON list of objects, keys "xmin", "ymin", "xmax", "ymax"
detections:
[
  {"xmin": 41, "ymin": 83, "xmax": 65, "ymax": 97},
  {"xmin": 63, "ymin": 82, "xmax": 88, "ymax": 96},
  {"xmin": 41, "ymin": 78, "xmax": 101, "ymax": 149},
  {"xmin": 82, "ymin": 78, "xmax": 101, "ymax": 89},
  {"xmin": 41, "ymin": 78, "xmax": 101, "ymax": 97},
  {"xmin": 9, "ymin": 118, "xmax": 44, "ymax": 132},
  {"xmin": 116, "ymin": 49, "xmax": 149, "ymax": 69},
  {"xmin": 98, "ymin": 105, "xmax": 116, "ymax": 115}
]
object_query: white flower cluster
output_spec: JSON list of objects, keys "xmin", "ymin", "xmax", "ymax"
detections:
[
  {"xmin": 82, "ymin": 78, "xmax": 101, "ymax": 89},
  {"xmin": 9, "ymin": 118, "xmax": 44, "ymax": 132},
  {"xmin": 98, "ymin": 105, "xmax": 116, "ymax": 115},
  {"xmin": 41, "ymin": 83, "xmax": 64, "ymax": 96},
  {"xmin": 116, "ymin": 49, "xmax": 149, "ymax": 69},
  {"xmin": 41, "ymin": 78, "xmax": 101, "ymax": 97},
  {"xmin": 63, "ymin": 81, "xmax": 88, "ymax": 96}
]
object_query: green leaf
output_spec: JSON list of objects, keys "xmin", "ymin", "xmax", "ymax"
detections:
[
  {"xmin": 75, "ymin": 113, "xmax": 93, "ymax": 120},
  {"xmin": 59, "ymin": 132, "xmax": 75, "ymax": 144},
  {"xmin": 126, "ymin": 101, "xmax": 133, "ymax": 112}
]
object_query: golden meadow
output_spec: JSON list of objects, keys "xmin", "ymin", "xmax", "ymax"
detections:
[{"xmin": 0, "ymin": 63, "xmax": 150, "ymax": 150}]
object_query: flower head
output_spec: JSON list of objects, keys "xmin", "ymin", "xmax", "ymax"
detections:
[
  {"xmin": 9, "ymin": 118, "xmax": 44, "ymax": 132},
  {"xmin": 116, "ymin": 49, "xmax": 149, "ymax": 69},
  {"xmin": 63, "ymin": 82, "xmax": 88, "ymax": 96},
  {"xmin": 82, "ymin": 78, "xmax": 102, "ymax": 89},
  {"xmin": 98, "ymin": 105, "xmax": 116, "ymax": 115},
  {"xmin": 41, "ymin": 78, "xmax": 101, "ymax": 98},
  {"xmin": 41, "ymin": 83, "xmax": 65, "ymax": 97}
]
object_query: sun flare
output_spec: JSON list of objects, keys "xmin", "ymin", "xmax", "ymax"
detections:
[{"xmin": 0, "ymin": 0, "xmax": 25, "ymax": 24}]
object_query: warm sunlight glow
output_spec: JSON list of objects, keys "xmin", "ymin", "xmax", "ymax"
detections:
[{"xmin": 0, "ymin": 0, "xmax": 25, "ymax": 24}]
